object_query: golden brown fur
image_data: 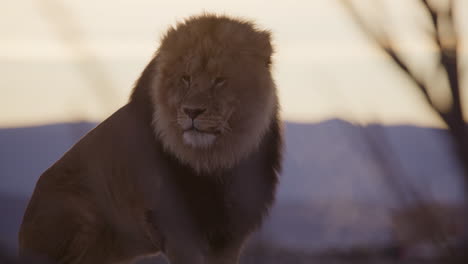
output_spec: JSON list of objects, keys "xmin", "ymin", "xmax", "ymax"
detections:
[{"xmin": 19, "ymin": 14, "xmax": 282, "ymax": 264}]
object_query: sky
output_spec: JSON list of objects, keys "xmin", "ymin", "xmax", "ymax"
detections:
[{"xmin": 1, "ymin": 0, "xmax": 467, "ymax": 128}]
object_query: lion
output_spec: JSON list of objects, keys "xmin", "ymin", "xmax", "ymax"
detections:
[{"xmin": 19, "ymin": 14, "xmax": 282, "ymax": 264}]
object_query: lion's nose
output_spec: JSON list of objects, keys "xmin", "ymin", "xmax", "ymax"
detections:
[{"xmin": 183, "ymin": 107, "xmax": 206, "ymax": 119}]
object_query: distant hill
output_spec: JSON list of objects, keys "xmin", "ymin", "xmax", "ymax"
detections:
[
  {"xmin": 0, "ymin": 194, "xmax": 28, "ymax": 253},
  {"xmin": 0, "ymin": 119, "xmax": 464, "ymax": 253}
]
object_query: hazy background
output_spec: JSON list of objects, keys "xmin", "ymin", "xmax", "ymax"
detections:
[
  {"xmin": 1, "ymin": 0, "xmax": 468, "ymax": 262},
  {"xmin": 4, "ymin": 0, "xmax": 468, "ymax": 127}
]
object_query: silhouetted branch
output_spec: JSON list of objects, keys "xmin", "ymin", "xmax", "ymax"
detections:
[
  {"xmin": 341, "ymin": 0, "xmax": 468, "ymax": 261},
  {"xmin": 420, "ymin": 0, "xmax": 462, "ymax": 128},
  {"xmin": 339, "ymin": 0, "xmax": 445, "ymax": 119},
  {"xmin": 340, "ymin": 0, "xmax": 467, "ymax": 173}
]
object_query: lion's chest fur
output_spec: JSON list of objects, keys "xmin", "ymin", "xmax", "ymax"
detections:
[
  {"xmin": 169, "ymin": 170, "xmax": 234, "ymax": 251},
  {"xmin": 152, "ymin": 139, "xmax": 279, "ymax": 253}
]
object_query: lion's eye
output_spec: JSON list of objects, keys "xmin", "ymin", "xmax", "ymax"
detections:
[
  {"xmin": 213, "ymin": 77, "xmax": 226, "ymax": 87},
  {"xmin": 181, "ymin": 75, "xmax": 191, "ymax": 86}
]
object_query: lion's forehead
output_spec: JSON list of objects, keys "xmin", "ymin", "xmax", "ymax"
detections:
[
  {"xmin": 181, "ymin": 92, "xmax": 234, "ymax": 110},
  {"xmin": 188, "ymin": 55, "xmax": 228, "ymax": 73}
]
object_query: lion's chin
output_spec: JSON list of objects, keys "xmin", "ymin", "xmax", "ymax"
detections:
[{"xmin": 183, "ymin": 130, "xmax": 217, "ymax": 148}]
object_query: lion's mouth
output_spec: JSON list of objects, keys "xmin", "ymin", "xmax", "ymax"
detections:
[
  {"xmin": 183, "ymin": 125, "xmax": 221, "ymax": 135},
  {"xmin": 182, "ymin": 128, "xmax": 218, "ymax": 148}
]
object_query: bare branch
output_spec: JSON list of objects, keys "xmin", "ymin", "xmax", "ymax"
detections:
[
  {"xmin": 420, "ymin": 0, "xmax": 438, "ymax": 31},
  {"xmin": 420, "ymin": 0, "xmax": 462, "ymax": 127},
  {"xmin": 339, "ymin": 0, "xmax": 444, "ymax": 118},
  {"xmin": 341, "ymin": 1, "xmax": 468, "ymax": 259}
]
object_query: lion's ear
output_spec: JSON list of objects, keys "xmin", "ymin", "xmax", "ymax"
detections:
[{"xmin": 255, "ymin": 30, "xmax": 273, "ymax": 67}]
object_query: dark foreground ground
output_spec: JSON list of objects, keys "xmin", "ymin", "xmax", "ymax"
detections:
[
  {"xmin": 139, "ymin": 255, "xmax": 444, "ymax": 264},
  {"xmin": 2, "ymin": 245, "xmax": 461, "ymax": 264},
  {"xmin": 136, "ymin": 246, "xmax": 458, "ymax": 264}
]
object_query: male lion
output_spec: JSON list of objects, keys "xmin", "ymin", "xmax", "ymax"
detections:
[{"xmin": 19, "ymin": 14, "xmax": 282, "ymax": 264}]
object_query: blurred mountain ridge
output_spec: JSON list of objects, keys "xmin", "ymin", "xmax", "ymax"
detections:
[{"xmin": 0, "ymin": 119, "xmax": 464, "ymax": 252}]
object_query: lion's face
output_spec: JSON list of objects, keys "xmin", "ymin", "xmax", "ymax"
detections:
[
  {"xmin": 172, "ymin": 61, "xmax": 236, "ymax": 149},
  {"xmin": 150, "ymin": 15, "xmax": 278, "ymax": 172},
  {"xmin": 159, "ymin": 54, "xmax": 269, "ymax": 149}
]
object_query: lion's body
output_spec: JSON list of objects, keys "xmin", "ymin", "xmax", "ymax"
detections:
[{"xmin": 19, "ymin": 14, "xmax": 282, "ymax": 264}]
